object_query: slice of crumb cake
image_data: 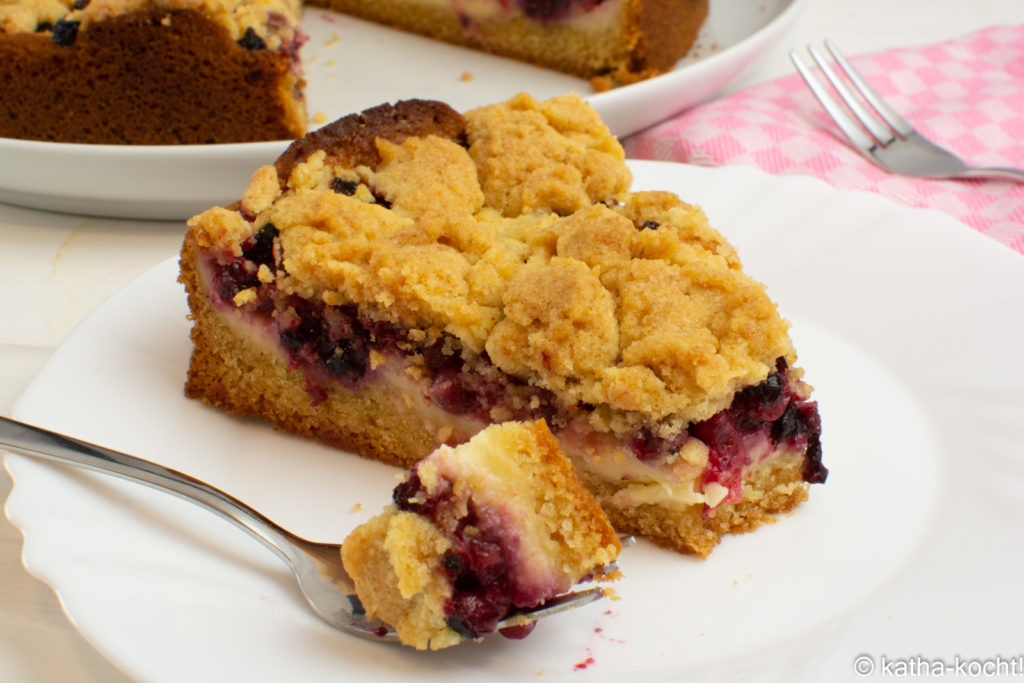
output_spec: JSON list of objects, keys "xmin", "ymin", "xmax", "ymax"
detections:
[
  {"xmin": 341, "ymin": 420, "xmax": 621, "ymax": 650},
  {"xmin": 179, "ymin": 92, "xmax": 827, "ymax": 558}
]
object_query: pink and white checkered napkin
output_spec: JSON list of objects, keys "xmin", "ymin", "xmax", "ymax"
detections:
[{"xmin": 622, "ymin": 25, "xmax": 1024, "ymax": 255}]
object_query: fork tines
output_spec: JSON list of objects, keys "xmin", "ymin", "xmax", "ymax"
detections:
[{"xmin": 789, "ymin": 41, "xmax": 914, "ymax": 153}]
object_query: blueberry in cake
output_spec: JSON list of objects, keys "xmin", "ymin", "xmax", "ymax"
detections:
[
  {"xmin": 341, "ymin": 419, "xmax": 621, "ymax": 650},
  {"xmin": 320, "ymin": 0, "xmax": 709, "ymax": 90},
  {"xmin": 179, "ymin": 92, "xmax": 827, "ymax": 558},
  {"xmin": 0, "ymin": 0, "xmax": 307, "ymax": 144}
]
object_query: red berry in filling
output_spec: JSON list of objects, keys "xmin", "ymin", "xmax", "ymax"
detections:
[
  {"xmin": 393, "ymin": 473, "xmax": 528, "ymax": 640},
  {"xmin": 430, "ymin": 367, "xmax": 474, "ymax": 414}
]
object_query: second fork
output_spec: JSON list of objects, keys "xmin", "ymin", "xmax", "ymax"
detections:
[{"xmin": 790, "ymin": 41, "xmax": 1024, "ymax": 182}]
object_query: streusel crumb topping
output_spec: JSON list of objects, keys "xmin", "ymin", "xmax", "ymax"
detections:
[{"xmin": 188, "ymin": 93, "xmax": 794, "ymax": 424}]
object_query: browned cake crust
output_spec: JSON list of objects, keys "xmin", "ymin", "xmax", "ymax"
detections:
[
  {"xmin": 178, "ymin": 276, "xmax": 442, "ymax": 467},
  {"xmin": 273, "ymin": 99, "xmax": 466, "ymax": 184},
  {"xmin": 581, "ymin": 455, "xmax": 809, "ymax": 557},
  {"xmin": 0, "ymin": 7, "xmax": 305, "ymax": 144},
  {"xmin": 626, "ymin": 0, "xmax": 708, "ymax": 81},
  {"xmin": 320, "ymin": 0, "xmax": 708, "ymax": 87}
]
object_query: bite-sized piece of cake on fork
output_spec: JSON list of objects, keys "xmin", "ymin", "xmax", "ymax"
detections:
[
  {"xmin": 341, "ymin": 420, "xmax": 621, "ymax": 650},
  {"xmin": 179, "ymin": 92, "xmax": 827, "ymax": 559}
]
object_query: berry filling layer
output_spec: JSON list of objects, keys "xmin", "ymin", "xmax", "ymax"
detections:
[
  {"xmin": 205, "ymin": 223, "xmax": 827, "ymax": 514},
  {"xmin": 394, "ymin": 472, "xmax": 545, "ymax": 639}
]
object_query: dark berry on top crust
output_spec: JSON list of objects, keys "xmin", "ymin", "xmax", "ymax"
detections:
[
  {"xmin": 51, "ymin": 19, "xmax": 79, "ymax": 46},
  {"xmin": 72, "ymin": 0, "xmax": 90, "ymax": 8},
  {"xmin": 237, "ymin": 26, "xmax": 266, "ymax": 50},
  {"xmin": 35, "ymin": 21, "xmax": 52, "ymax": 32},
  {"xmin": 214, "ymin": 225, "xmax": 279, "ymax": 301},
  {"xmin": 330, "ymin": 178, "xmax": 359, "ymax": 196},
  {"xmin": 641, "ymin": 220, "xmax": 660, "ymax": 230},
  {"xmin": 244, "ymin": 224, "xmax": 278, "ymax": 267}
]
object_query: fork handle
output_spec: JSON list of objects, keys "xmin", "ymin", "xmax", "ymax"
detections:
[
  {"xmin": 958, "ymin": 167, "xmax": 1024, "ymax": 182},
  {"xmin": 0, "ymin": 415, "xmax": 305, "ymax": 567}
]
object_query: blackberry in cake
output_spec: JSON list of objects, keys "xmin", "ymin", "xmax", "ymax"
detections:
[
  {"xmin": 179, "ymin": 92, "xmax": 827, "ymax": 557},
  {"xmin": 341, "ymin": 420, "xmax": 621, "ymax": 650},
  {"xmin": 0, "ymin": 0, "xmax": 308, "ymax": 144},
  {"xmin": 321, "ymin": 0, "xmax": 709, "ymax": 89}
]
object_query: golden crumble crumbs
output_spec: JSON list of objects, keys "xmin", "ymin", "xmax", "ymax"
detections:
[{"xmin": 188, "ymin": 93, "xmax": 795, "ymax": 426}]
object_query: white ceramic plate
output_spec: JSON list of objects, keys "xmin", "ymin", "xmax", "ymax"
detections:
[
  {"xmin": 0, "ymin": 0, "xmax": 804, "ymax": 220},
  {"xmin": 7, "ymin": 162, "xmax": 1024, "ymax": 682}
]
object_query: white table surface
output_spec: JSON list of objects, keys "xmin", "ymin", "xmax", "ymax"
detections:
[{"xmin": 1, "ymin": 1, "xmax": 1020, "ymax": 680}]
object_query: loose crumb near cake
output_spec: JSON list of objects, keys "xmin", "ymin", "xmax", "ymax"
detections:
[{"xmin": 180, "ymin": 92, "xmax": 827, "ymax": 558}]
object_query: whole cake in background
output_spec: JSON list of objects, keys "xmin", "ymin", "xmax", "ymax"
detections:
[
  {"xmin": 0, "ymin": 0, "xmax": 708, "ymax": 144},
  {"xmin": 322, "ymin": 0, "xmax": 709, "ymax": 90},
  {"xmin": 179, "ymin": 92, "xmax": 827, "ymax": 557},
  {"xmin": 342, "ymin": 420, "xmax": 621, "ymax": 650}
]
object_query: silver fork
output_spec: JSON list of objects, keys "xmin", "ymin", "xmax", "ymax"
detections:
[
  {"xmin": 0, "ymin": 416, "xmax": 612, "ymax": 643},
  {"xmin": 790, "ymin": 41, "xmax": 1024, "ymax": 182}
]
